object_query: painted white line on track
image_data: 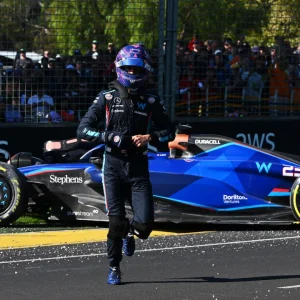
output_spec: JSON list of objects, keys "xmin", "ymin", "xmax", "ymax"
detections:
[
  {"xmin": 1, "ymin": 235, "xmax": 300, "ymax": 265},
  {"xmin": 278, "ymin": 285, "xmax": 300, "ymax": 289}
]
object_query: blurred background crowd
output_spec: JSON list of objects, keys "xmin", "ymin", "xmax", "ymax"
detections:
[{"xmin": 1, "ymin": 34, "xmax": 300, "ymax": 122}]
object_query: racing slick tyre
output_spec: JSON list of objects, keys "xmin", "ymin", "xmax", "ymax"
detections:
[
  {"xmin": 0, "ymin": 162, "xmax": 28, "ymax": 225},
  {"xmin": 290, "ymin": 177, "xmax": 300, "ymax": 222}
]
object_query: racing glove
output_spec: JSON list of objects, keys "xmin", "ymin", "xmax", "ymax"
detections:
[{"xmin": 102, "ymin": 131, "xmax": 129, "ymax": 148}]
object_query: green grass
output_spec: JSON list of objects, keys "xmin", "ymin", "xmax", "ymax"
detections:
[{"xmin": 14, "ymin": 215, "xmax": 47, "ymax": 225}]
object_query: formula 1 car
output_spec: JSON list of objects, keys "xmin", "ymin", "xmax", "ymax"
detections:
[{"xmin": 1, "ymin": 125, "xmax": 300, "ymax": 226}]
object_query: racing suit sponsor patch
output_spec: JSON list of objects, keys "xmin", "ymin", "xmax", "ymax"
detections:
[
  {"xmin": 111, "ymin": 109, "xmax": 124, "ymax": 113},
  {"xmin": 113, "ymin": 135, "xmax": 120, "ymax": 143},
  {"xmin": 134, "ymin": 110, "xmax": 147, "ymax": 116},
  {"xmin": 105, "ymin": 93, "xmax": 113, "ymax": 100},
  {"xmin": 148, "ymin": 97, "xmax": 155, "ymax": 104},
  {"xmin": 114, "ymin": 97, "xmax": 121, "ymax": 104}
]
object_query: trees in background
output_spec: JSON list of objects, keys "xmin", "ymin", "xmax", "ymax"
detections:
[{"xmin": 0, "ymin": 0, "xmax": 299, "ymax": 54}]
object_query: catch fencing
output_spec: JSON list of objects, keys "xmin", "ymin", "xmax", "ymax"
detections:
[{"xmin": 0, "ymin": 0, "xmax": 298, "ymax": 124}]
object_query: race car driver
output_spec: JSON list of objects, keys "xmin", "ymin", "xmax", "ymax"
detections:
[{"xmin": 77, "ymin": 44, "xmax": 172, "ymax": 285}]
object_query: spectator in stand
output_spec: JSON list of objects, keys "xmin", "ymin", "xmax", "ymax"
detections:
[
  {"xmin": 63, "ymin": 64, "xmax": 81, "ymax": 96},
  {"xmin": 251, "ymin": 45, "xmax": 260, "ymax": 58},
  {"xmin": 176, "ymin": 43, "xmax": 188, "ymax": 76},
  {"xmin": 45, "ymin": 110, "xmax": 62, "ymax": 123},
  {"xmin": 270, "ymin": 46, "xmax": 279, "ymax": 66},
  {"xmin": 55, "ymin": 95, "xmax": 75, "ymax": 122},
  {"xmin": 204, "ymin": 40, "xmax": 214, "ymax": 66},
  {"xmin": 189, "ymin": 41, "xmax": 208, "ymax": 80},
  {"xmin": 294, "ymin": 43, "xmax": 300, "ymax": 56},
  {"xmin": 213, "ymin": 50, "xmax": 226, "ymax": 88},
  {"xmin": 44, "ymin": 58, "xmax": 58, "ymax": 95},
  {"xmin": 241, "ymin": 63, "xmax": 264, "ymax": 115},
  {"xmin": 236, "ymin": 34, "xmax": 251, "ymax": 52},
  {"xmin": 75, "ymin": 57, "xmax": 87, "ymax": 77},
  {"xmin": 40, "ymin": 50, "xmax": 51, "ymax": 70},
  {"xmin": 1, "ymin": 81, "xmax": 24, "ymax": 122},
  {"xmin": 86, "ymin": 40, "xmax": 103, "ymax": 62},
  {"xmin": 255, "ymin": 54, "xmax": 270, "ymax": 101},
  {"xmin": 198, "ymin": 66, "xmax": 220, "ymax": 95},
  {"xmin": 72, "ymin": 49, "xmax": 83, "ymax": 64},
  {"xmin": 105, "ymin": 42, "xmax": 117, "ymax": 59},
  {"xmin": 268, "ymin": 60, "xmax": 290, "ymax": 115},
  {"xmin": 26, "ymin": 86, "xmax": 55, "ymax": 121},
  {"xmin": 15, "ymin": 49, "xmax": 33, "ymax": 70},
  {"xmin": 223, "ymin": 38, "xmax": 236, "ymax": 85},
  {"xmin": 188, "ymin": 34, "xmax": 203, "ymax": 52},
  {"xmin": 259, "ymin": 45, "xmax": 268, "ymax": 56},
  {"xmin": 223, "ymin": 38, "xmax": 235, "ymax": 63}
]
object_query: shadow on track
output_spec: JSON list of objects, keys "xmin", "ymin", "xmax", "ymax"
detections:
[{"xmin": 122, "ymin": 274, "xmax": 300, "ymax": 285}]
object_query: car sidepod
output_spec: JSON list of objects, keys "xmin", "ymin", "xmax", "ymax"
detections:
[{"xmin": 20, "ymin": 162, "xmax": 109, "ymax": 222}]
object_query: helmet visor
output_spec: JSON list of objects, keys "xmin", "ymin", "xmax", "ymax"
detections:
[
  {"xmin": 115, "ymin": 58, "xmax": 152, "ymax": 71},
  {"xmin": 121, "ymin": 66, "xmax": 146, "ymax": 75}
]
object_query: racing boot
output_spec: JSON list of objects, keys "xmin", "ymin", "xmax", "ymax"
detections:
[
  {"xmin": 107, "ymin": 267, "xmax": 122, "ymax": 285},
  {"xmin": 122, "ymin": 232, "xmax": 135, "ymax": 256}
]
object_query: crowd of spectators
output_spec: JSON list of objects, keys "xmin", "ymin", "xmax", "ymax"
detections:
[
  {"xmin": 1, "ymin": 35, "xmax": 300, "ymax": 123},
  {"xmin": 0, "ymin": 40, "xmax": 118, "ymax": 123},
  {"xmin": 175, "ymin": 35, "xmax": 300, "ymax": 117}
]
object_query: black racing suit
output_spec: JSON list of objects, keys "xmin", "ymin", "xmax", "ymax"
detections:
[{"xmin": 77, "ymin": 80, "xmax": 172, "ymax": 267}]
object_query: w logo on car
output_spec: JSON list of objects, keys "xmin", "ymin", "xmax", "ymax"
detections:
[
  {"xmin": 137, "ymin": 102, "xmax": 146, "ymax": 110},
  {"xmin": 256, "ymin": 162, "xmax": 272, "ymax": 173}
]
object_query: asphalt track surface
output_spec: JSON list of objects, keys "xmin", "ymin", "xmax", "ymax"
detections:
[{"xmin": 1, "ymin": 225, "xmax": 300, "ymax": 300}]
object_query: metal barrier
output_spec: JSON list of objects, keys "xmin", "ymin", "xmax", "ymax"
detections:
[
  {"xmin": 175, "ymin": 87, "xmax": 300, "ymax": 118},
  {"xmin": 0, "ymin": 0, "xmax": 299, "ymax": 122}
]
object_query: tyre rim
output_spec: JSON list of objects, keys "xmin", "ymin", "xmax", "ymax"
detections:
[{"xmin": 0, "ymin": 176, "xmax": 13, "ymax": 215}]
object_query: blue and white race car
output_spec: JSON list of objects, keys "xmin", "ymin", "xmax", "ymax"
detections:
[{"xmin": 1, "ymin": 125, "xmax": 300, "ymax": 225}]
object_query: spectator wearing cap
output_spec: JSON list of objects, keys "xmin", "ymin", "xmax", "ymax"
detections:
[
  {"xmin": 250, "ymin": 45, "xmax": 260, "ymax": 66},
  {"xmin": 223, "ymin": 38, "xmax": 235, "ymax": 62},
  {"xmin": 86, "ymin": 39, "xmax": 103, "ymax": 62},
  {"xmin": 15, "ymin": 49, "xmax": 33, "ymax": 70},
  {"xmin": 54, "ymin": 54, "xmax": 64, "ymax": 74},
  {"xmin": 72, "ymin": 49, "xmax": 83, "ymax": 65},
  {"xmin": 252, "ymin": 46, "xmax": 260, "ymax": 56},
  {"xmin": 63, "ymin": 63, "xmax": 81, "ymax": 96}
]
